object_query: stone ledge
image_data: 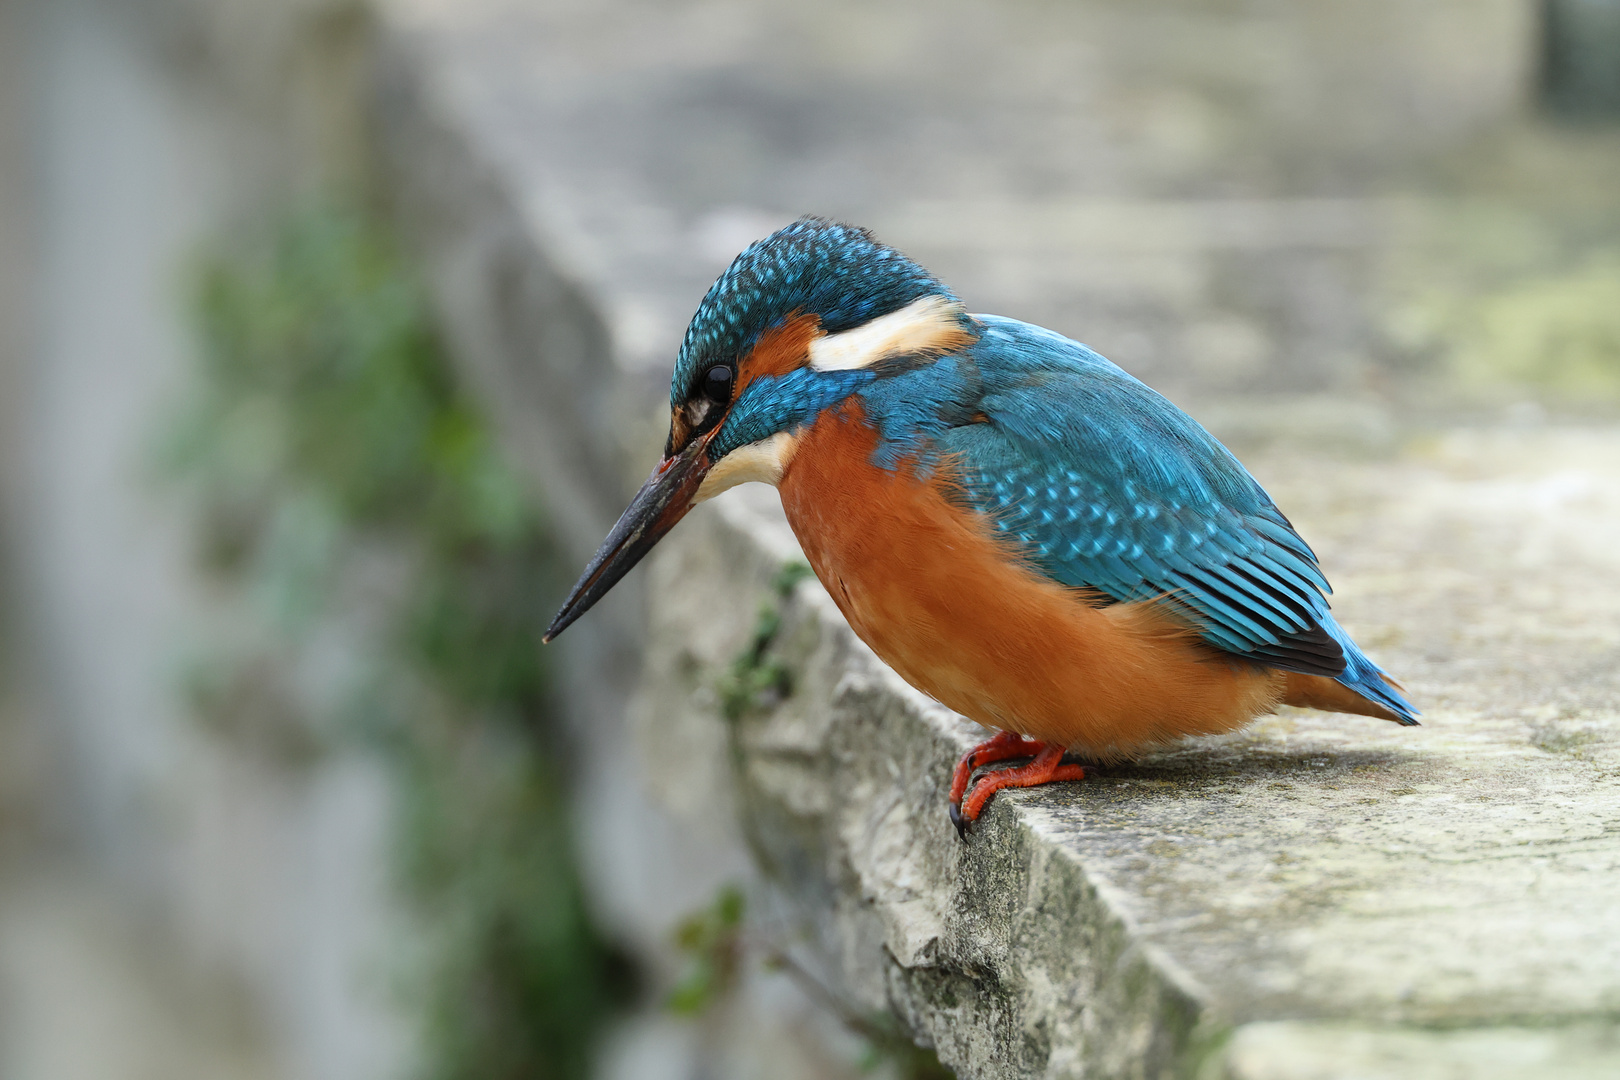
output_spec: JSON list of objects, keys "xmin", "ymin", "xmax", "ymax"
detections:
[
  {"xmin": 1223, "ymin": 1021, "xmax": 1620, "ymax": 1080},
  {"xmin": 639, "ymin": 489, "xmax": 1209, "ymax": 1077},
  {"xmin": 368, "ymin": 5, "xmax": 1620, "ymax": 1076},
  {"xmin": 639, "ymin": 482, "xmax": 1620, "ymax": 1079}
]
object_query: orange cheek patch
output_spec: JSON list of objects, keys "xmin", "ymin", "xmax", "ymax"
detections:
[{"xmin": 736, "ymin": 312, "xmax": 821, "ymax": 391}]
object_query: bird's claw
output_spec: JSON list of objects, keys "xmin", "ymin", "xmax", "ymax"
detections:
[{"xmin": 948, "ymin": 751, "xmax": 1096, "ymax": 841}]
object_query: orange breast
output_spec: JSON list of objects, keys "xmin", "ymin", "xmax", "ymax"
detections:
[{"xmin": 777, "ymin": 402, "xmax": 1284, "ymax": 759}]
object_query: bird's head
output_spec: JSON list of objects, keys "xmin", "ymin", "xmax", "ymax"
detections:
[{"xmin": 545, "ymin": 217, "xmax": 976, "ymax": 640}]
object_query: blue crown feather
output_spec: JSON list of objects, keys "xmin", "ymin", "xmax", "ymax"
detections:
[{"xmin": 671, "ymin": 217, "xmax": 952, "ymax": 407}]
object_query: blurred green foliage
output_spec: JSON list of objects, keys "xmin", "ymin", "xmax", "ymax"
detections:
[
  {"xmin": 866, "ymin": 1038, "xmax": 958, "ymax": 1080},
  {"xmin": 1405, "ymin": 255, "xmax": 1620, "ymax": 401},
  {"xmin": 171, "ymin": 205, "xmax": 628, "ymax": 1080},
  {"xmin": 1383, "ymin": 201, "xmax": 1620, "ymax": 406},
  {"xmin": 665, "ymin": 884, "xmax": 745, "ymax": 1016}
]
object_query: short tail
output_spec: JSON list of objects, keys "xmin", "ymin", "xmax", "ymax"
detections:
[{"xmin": 1321, "ymin": 614, "xmax": 1419, "ymax": 725}]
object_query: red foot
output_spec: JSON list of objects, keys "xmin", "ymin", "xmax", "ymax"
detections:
[
  {"xmin": 948, "ymin": 730, "xmax": 1044, "ymax": 805},
  {"xmin": 949, "ymin": 739, "xmax": 1093, "ymax": 838}
]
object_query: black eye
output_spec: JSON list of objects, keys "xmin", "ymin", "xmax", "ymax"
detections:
[{"xmin": 702, "ymin": 364, "xmax": 734, "ymax": 404}]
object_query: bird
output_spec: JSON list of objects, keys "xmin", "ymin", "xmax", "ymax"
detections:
[{"xmin": 544, "ymin": 216, "xmax": 1417, "ymax": 835}]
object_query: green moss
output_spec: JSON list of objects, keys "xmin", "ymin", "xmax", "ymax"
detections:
[
  {"xmin": 1380, "ymin": 202, "xmax": 1620, "ymax": 405},
  {"xmin": 172, "ymin": 204, "xmax": 628, "ymax": 1080},
  {"xmin": 1427, "ymin": 256, "xmax": 1620, "ymax": 399}
]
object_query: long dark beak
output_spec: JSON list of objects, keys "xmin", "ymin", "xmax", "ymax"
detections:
[{"xmin": 544, "ymin": 438, "xmax": 712, "ymax": 642}]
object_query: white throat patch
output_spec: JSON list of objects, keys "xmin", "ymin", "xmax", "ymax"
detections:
[
  {"xmin": 695, "ymin": 430, "xmax": 801, "ymax": 503},
  {"xmin": 807, "ymin": 294, "xmax": 969, "ymax": 372}
]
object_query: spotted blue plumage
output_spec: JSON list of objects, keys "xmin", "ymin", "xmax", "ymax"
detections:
[
  {"xmin": 863, "ymin": 316, "xmax": 1417, "ymax": 723},
  {"xmin": 710, "ymin": 366, "xmax": 875, "ymax": 461},
  {"xmin": 672, "ymin": 217, "xmax": 951, "ymax": 408}
]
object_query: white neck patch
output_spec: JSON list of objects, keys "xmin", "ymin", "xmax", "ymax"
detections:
[
  {"xmin": 807, "ymin": 294, "xmax": 969, "ymax": 372},
  {"xmin": 695, "ymin": 430, "xmax": 801, "ymax": 503}
]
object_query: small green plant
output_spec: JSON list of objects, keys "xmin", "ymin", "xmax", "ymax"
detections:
[
  {"xmin": 716, "ymin": 561, "xmax": 814, "ymax": 723},
  {"xmin": 173, "ymin": 204, "xmax": 628, "ymax": 1080},
  {"xmin": 665, "ymin": 884, "xmax": 746, "ymax": 1016},
  {"xmin": 666, "ymin": 887, "xmax": 956, "ymax": 1078}
]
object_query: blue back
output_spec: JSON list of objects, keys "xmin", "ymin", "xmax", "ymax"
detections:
[{"xmin": 856, "ymin": 315, "xmax": 1416, "ymax": 721}]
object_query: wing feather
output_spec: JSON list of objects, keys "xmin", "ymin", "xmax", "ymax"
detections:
[{"xmin": 941, "ymin": 316, "xmax": 1347, "ymax": 676}]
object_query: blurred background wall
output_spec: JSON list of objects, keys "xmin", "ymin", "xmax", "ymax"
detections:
[
  {"xmin": 1, "ymin": 1, "xmax": 403, "ymax": 1078},
  {"xmin": 0, "ymin": 2, "xmax": 1618, "ymax": 1079}
]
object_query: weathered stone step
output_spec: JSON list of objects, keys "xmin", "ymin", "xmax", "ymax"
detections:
[{"xmin": 373, "ymin": 4, "xmax": 1620, "ymax": 1075}]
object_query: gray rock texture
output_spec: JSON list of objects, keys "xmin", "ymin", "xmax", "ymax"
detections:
[
  {"xmin": 641, "ymin": 434, "xmax": 1620, "ymax": 1078},
  {"xmin": 370, "ymin": 2, "xmax": 1620, "ymax": 1077}
]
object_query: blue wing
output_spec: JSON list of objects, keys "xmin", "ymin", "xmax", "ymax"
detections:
[{"xmin": 921, "ymin": 317, "xmax": 1413, "ymax": 720}]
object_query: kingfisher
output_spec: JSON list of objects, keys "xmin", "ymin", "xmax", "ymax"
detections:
[{"xmin": 545, "ymin": 217, "xmax": 1417, "ymax": 835}]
